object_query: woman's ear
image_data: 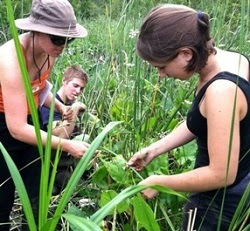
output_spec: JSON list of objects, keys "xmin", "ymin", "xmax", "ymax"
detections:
[{"xmin": 179, "ymin": 48, "xmax": 193, "ymax": 62}]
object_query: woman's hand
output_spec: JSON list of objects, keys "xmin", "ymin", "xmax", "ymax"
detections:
[
  {"xmin": 128, "ymin": 147, "xmax": 156, "ymax": 171},
  {"xmin": 64, "ymin": 139, "xmax": 90, "ymax": 158},
  {"xmin": 139, "ymin": 175, "xmax": 159, "ymax": 199}
]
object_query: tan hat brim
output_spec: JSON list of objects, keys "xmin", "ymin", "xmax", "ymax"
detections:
[{"xmin": 15, "ymin": 18, "xmax": 88, "ymax": 38}]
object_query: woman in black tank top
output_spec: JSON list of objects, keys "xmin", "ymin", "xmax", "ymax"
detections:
[{"xmin": 128, "ymin": 4, "xmax": 250, "ymax": 230}]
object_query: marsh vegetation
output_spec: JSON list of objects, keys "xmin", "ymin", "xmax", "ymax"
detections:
[{"xmin": 0, "ymin": 0, "xmax": 249, "ymax": 230}]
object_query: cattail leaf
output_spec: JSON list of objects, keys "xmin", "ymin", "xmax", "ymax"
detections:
[
  {"xmin": 62, "ymin": 214, "xmax": 102, "ymax": 231},
  {"xmin": 0, "ymin": 143, "xmax": 37, "ymax": 231},
  {"xmin": 48, "ymin": 121, "xmax": 122, "ymax": 230}
]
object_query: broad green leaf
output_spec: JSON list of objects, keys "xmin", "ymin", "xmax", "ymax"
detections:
[
  {"xmin": 92, "ymin": 165, "xmax": 109, "ymax": 189},
  {"xmin": 146, "ymin": 154, "xmax": 169, "ymax": 175},
  {"xmin": 131, "ymin": 196, "xmax": 160, "ymax": 231},
  {"xmin": 103, "ymin": 155, "xmax": 128, "ymax": 183},
  {"xmin": 90, "ymin": 184, "xmax": 185, "ymax": 225},
  {"xmin": 68, "ymin": 205, "xmax": 86, "ymax": 217},
  {"xmin": 103, "ymin": 160, "xmax": 126, "ymax": 183},
  {"xmin": 123, "ymin": 223, "xmax": 133, "ymax": 231}
]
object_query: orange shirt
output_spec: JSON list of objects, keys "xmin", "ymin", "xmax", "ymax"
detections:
[{"xmin": 0, "ymin": 47, "xmax": 51, "ymax": 114}]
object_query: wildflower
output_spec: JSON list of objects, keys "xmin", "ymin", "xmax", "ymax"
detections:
[{"xmin": 129, "ymin": 29, "xmax": 139, "ymax": 38}]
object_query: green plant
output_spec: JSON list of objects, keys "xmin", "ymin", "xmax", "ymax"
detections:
[{"xmin": 2, "ymin": 0, "xmax": 249, "ymax": 230}]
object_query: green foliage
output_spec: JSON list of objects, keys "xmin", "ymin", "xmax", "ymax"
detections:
[
  {"xmin": 0, "ymin": 0, "xmax": 31, "ymax": 44},
  {"xmin": 99, "ymin": 190, "xmax": 130, "ymax": 215},
  {"xmin": 1, "ymin": 0, "xmax": 249, "ymax": 230},
  {"xmin": 131, "ymin": 196, "xmax": 161, "ymax": 231},
  {"xmin": 228, "ymin": 182, "xmax": 250, "ymax": 230}
]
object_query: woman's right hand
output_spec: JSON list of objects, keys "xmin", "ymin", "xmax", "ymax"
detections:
[
  {"xmin": 64, "ymin": 139, "xmax": 90, "ymax": 158},
  {"xmin": 128, "ymin": 147, "xmax": 156, "ymax": 171}
]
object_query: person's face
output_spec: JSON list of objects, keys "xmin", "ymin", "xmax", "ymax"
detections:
[
  {"xmin": 149, "ymin": 49, "xmax": 194, "ymax": 81},
  {"xmin": 63, "ymin": 78, "xmax": 86, "ymax": 102},
  {"xmin": 37, "ymin": 33, "xmax": 74, "ymax": 57}
]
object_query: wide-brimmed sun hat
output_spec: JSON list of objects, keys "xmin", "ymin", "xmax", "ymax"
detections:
[{"xmin": 15, "ymin": 0, "xmax": 87, "ymax": 38}]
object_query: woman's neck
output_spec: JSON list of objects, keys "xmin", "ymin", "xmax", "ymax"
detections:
[
  {"xmin": 199, "ymin": 48, "xmax": 249, "ymax": 82},
  {"xmin": 198, "ymin": 48, "xmax": 222, "ymax": 85},
  {"xmin": 22, "ymin": 33, "xmax": 47, "ymax": 60}
]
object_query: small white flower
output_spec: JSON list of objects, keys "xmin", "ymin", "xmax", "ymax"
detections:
[
  {"xmin": 184, "ymin": 100, "xmax": 192, "ymax": 105},
  {"xmin": 129, "ymin": 29, "xmax": 139, "ymax": 38},
  {"xmin": 125, "ymin": 63, "xmax": 135, "ymax": 67},
  {"xmin": 79, "ymin": 198, "xmax": 95, "ymax": 208},
  {"xmin": 99, "ymin": 55, "xmax": 105, "ymax": 62}
]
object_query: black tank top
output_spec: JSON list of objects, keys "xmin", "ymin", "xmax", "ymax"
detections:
[{"xmin": 187, "ymin": 71, "xmax": 250, "ymax": 187}]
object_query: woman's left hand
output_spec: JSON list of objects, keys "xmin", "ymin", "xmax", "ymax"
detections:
[{"xmin": 138, "ymin": 175, "xmax": 159, "ymax": 199}]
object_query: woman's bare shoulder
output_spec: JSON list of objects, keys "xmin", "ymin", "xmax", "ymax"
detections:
[
  {"xmin": 0, "ymin": 40, "xmax": 17, "ymax": 64},
  {"xmin": 219, "ymin": 50, "xmax": 249, "ymax": 80},
  {"xmin": 0, "ymin": 41, "xmax": 21, "ymax": 84}
]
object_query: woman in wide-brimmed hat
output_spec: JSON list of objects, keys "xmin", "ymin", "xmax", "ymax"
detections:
[{"xmin": 0, "ymin": 0, "xmax": 89, "ymax": 230}]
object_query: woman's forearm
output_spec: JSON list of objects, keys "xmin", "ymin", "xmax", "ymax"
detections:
[
  {"xmin": 142, "ymin": 165, "xmax": 231, "ymax": 194},
  {"xmin": 43, "ymin": 92, "xmax": 65, "ymax": 114},
  {"xmin": 148, "ymin": 121, "xmax": 195, "ymax": 158}
]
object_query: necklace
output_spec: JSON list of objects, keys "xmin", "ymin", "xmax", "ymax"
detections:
[{"xmin": 32, "ymin": 33, "xmax": 49, "ymax": 82}]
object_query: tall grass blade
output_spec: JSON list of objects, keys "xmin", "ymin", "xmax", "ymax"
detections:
[
  {"xmin": 48, "ymin": 121, "xmax": 122, "ymax": 230},
  {"xmin": 5, "ymin": 0, "xmax": 46, "ymax": 229},
  {"xmin": 90, "ymin": 184, "xmax": 185, "ymax": 225},
  {"xmin": 39, "ymin": 77, "xmax": 61, "ymax": 228},
  {"xmin": 5, "ymin": 0, "xmax": 43, "ymax": 157},
  {"xmin": 90, "ymin": 185, "xmax": 148, "ymax": 224},
  {"xmin": 217, "ymin": 80, "xmax": 238, "ymax": 231},
  {"xmin": 159, "ymin": 203, "xmax": 176, "ymax": 231},
  {"xmin": 0, "ymin": 143, "xmax": 37, "ymax": 231},
  {"xmin": 241, "ymin": 224, "xmax": 250, "ymax": 231},
  {"xmin": 62, "ymin": 214, "xmax": 102, "ymax": 231},
  {"xmin": 229, "ymin": 183, "xmax": 250, "ymax": 231},
  {"xmin": 217, "ymin": 0, "xmax": 247, "ymax": 230}
]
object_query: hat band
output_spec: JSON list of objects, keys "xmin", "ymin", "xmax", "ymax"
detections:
[{"xmin": 29, "ymin": 14, "xmax": 77, "ymax": 30}]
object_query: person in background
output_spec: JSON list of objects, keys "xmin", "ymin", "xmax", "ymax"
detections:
[
  {"xmin": 0, "ymin": 0, "xmax": 89, "ymax": 230},
  {"xmin": 40, "ymin": 65, "xmax": 89, "ymax": 195},
  {"xmin": 128, "ymin": 4, "xmax": 249, "ymax": 230}
]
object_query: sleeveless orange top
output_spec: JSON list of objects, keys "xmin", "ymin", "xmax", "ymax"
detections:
[{"xmin": 0, "ymin": 47, "xmax": 51, "ymax": 114}]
